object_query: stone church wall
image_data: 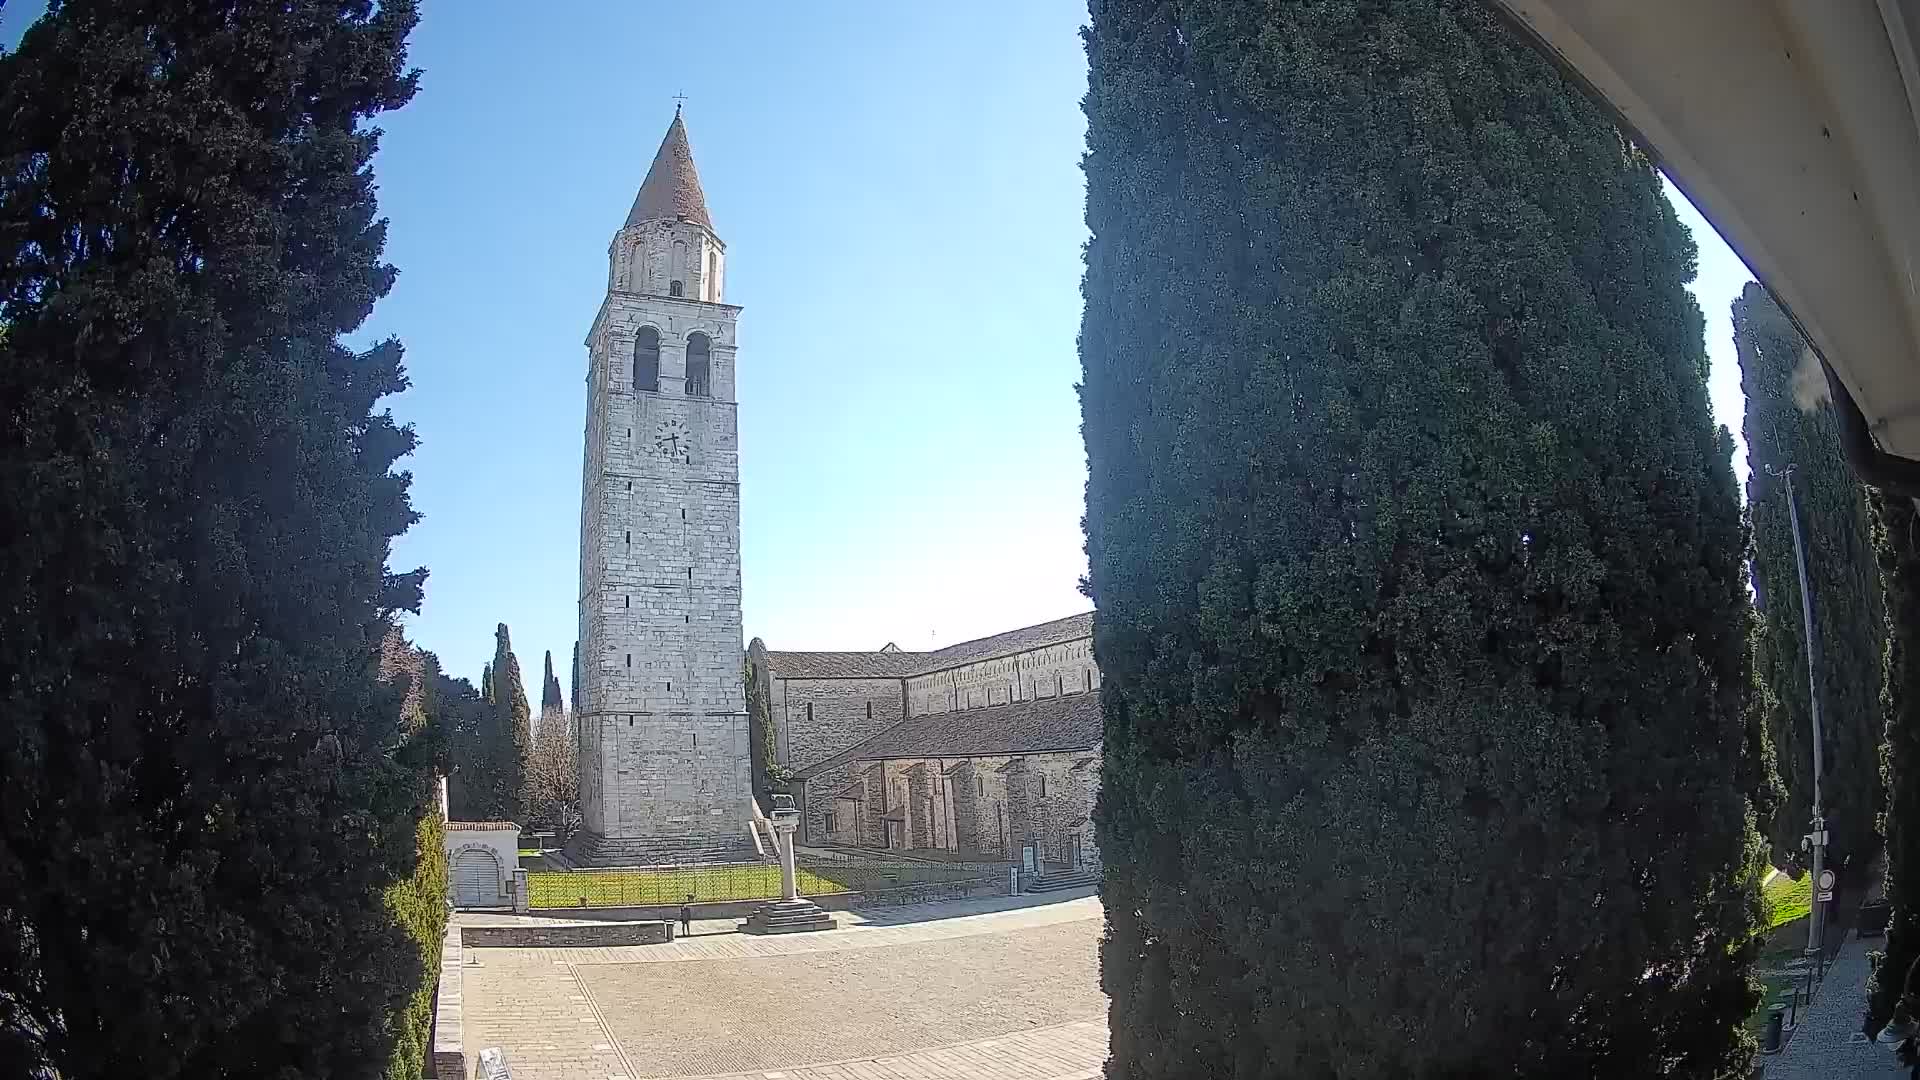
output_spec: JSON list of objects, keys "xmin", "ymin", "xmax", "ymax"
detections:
[
  {"xmin": 770, "ymin": 676, "xmax": 903, "ymax": 774},
  {"xmin": 904, "ymin": 638, "xmax": 1100, "ymax": 717}
]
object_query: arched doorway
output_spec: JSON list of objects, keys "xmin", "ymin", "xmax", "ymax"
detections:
[{"xmin": 453, "ymin": 847, "xmax": 501, "ymax": 908}]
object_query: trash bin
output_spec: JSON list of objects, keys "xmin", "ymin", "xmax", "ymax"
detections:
[{"xmin": 1763, "ymin": 1003, "xmax": 1787, "ymax": 1054}]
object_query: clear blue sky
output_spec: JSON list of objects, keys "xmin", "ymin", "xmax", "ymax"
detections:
[{"xmin": 2, "ymin": 3, "xmax": 1758, "ymax": 695}]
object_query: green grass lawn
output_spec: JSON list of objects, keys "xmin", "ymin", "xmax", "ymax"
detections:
[
  {"xmin": 529, "ymin": 865, "xmax": 845, "ymax": 907},
  {"xmin": 1763, "ymin": 872, "xmax": 1813, "ymax": 930},
  {"xmin": 1744, "ymin": 873, "xmax": 1818, "ymax": 1039},
  {"xmin": 527, "ymin": 861, "xmax": 994, "ymax": 908}
]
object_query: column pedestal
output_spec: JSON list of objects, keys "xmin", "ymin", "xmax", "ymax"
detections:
[{"xmin": 742, "ymin": 810, "xmax": 837, "ymax": 934}]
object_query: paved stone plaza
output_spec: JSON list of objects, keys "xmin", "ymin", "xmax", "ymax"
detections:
[{"xmin": 460, "ymin": 894, "xmax": 1107, "ymax": 1079}]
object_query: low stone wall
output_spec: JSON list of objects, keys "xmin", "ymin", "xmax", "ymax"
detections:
[
  {"xmin": 431, "ymin": 922, "xmax": 465, "ymax": 1078},
  {"xmin": 460, "ymin": 921, "xmax": 672, "ymax": 948}
]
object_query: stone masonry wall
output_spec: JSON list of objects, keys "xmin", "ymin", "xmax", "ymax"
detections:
[
  {"xmin": 904, "ymin": 638, "xmax": 1100, "ymax": 717},
  {"xmin": 771, "ymin": 676, "xmax": 904, "ymax": 774}
]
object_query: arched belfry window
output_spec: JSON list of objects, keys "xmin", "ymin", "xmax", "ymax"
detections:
[
  {"xmin": 686, "ymin": 332, "xmax": 711, "ymax": 398},
  {"xmin": 634, "ymin": 327, "xmax": 660, "ymax": 392},
  {"xmin": 669, "ymin": 280, "xmax": 684, "ymax": 297}
]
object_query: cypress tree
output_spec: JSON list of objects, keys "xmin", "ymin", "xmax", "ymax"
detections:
[
  {"xmin": 490, "ymin": 623, "xmax": 532, "ymax": 821},
  {"xmin": 1736, "ymin": 282, "xmax": 1886, "ymax": 869},
  {"xmin": 1079, "ymin": 2, "xmax": 1758, "ymax": 1075},
  {"xmin": 541, "ymin": 648, "xmax": 565, "ymax": 732},
  {"xmin": 1871, "ymin": 491, "xmax": 1920, "ymax": 1030},
  {"xmin": 0, "ymin": 1, "xmax": 432, "ymax": 1075},
  {"xmin": 438, "ymin": 671, "xmax": 492, "ymax": 822}
]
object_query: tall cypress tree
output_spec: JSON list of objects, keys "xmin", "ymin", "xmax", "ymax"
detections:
[
  {"xmin": 540, "ymin": 649, "xmax": 565, "ymax": 731},
  {"xmin": 1080, "ymin": 1, "xmax": 1758, "ymax": 1074},
  {"xmin": 0, "ymin": 1, "xmax": 432, "ymax": 1075},
  {"xmin": 490, "ymin": 623, "xmax": 532, "ymax": 821},
  {"xmin": 1736, "ymin": 282, "xmax": 1886, "ymax": 868}
]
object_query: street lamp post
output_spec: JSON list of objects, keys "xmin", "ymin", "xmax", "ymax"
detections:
[{"xmin": 1771, "ymin": 464, "xmax": 1829, "ymax": 973}]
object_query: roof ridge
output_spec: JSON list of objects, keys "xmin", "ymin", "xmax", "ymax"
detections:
[{"xmin": 922, "ymin": 610, "xmax": 1094, "ymax": 659}]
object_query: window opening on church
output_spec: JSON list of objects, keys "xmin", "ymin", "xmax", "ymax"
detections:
[
  {"xmin": 1039, "ymin": 776, "xmax": 1048, "ymax": 799},
  {"xmin": 866, "ymin": 701, "xmax": 872, "ymax": 719},
  {"xmin": 667, "ymin": 680, "xmax": 672, "ymax": 691},
  {"xmin": 634, "ymin": 326, "xmax": 660, "ymax": 392},
  {"xmin": 686, "ymin": 332, "xmax": 712, "ymax": 397},
  {"xmin": 669, "ymin": 280, "xmax": 684, "ymax": 297},
  {"xmin": 625, "ymin": 654, "xmax": 631, "ymax": 668},
  {"xmin": 707, "ymin": 251, "xmax": 718, "ymax": 299},
  {"xmin": 1085, "ymin": 669, "xmax": 1092, "ymax": 691},
  {"xmin": 805, "ymin": 703, "xmax": 813, "ymax": 724},
  {"xmin": 977, "ymin": 777, "xmax": 984, "ymax": 796},
  {"xmin": 624, "ymin": 595, "xmax": 629, "ymax": 608},
  {"xmin": 681, "ymin": 508, "xmax": 687, "ymax": 520},
  {"xmin": 1056, "ymin": 675, "xmax": 1064, "ymax": 697},
  {"xmin": 625, "ymin": 530, "xmax": 631, "ymax": 545}
]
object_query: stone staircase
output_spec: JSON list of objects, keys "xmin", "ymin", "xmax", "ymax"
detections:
[
  {"xmin": 1026, "ymin": 868, "xmax": 1099, "ymax": 894},
  {"xmin": 562, "ymin": 830, "xmax": 762, "ymax": 869}
]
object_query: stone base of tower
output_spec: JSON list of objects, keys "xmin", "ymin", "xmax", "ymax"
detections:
[{"xmin": 561, "ymin": 828, "xmax": 759, "ymax": 869}]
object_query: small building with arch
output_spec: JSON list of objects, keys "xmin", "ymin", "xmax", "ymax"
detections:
[{"xmin": 445, "ymin": 821, "xmax": 520, "ymax": 909}]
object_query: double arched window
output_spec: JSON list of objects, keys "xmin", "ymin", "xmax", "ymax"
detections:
[
  {"xmin": 686, "ymin": 332, "xmax": 711, "ymax": 398},
  {"xmin": 634, "ymin": 327, "xmax": 660, "ymax": 392}
]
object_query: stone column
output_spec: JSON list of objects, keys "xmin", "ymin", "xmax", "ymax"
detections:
[{"xmin": 775, "ymin": 812, "xmax": 799, "ymax": 901}]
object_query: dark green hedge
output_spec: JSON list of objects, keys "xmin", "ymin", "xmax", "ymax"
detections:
[
  {"xmin": 1737, "ymin": 283, "xmax": 1885, "ymax": 868},
  {"xmin": 1079, "ymin": 1, "xmax": 1759, "ymax": 1074}
]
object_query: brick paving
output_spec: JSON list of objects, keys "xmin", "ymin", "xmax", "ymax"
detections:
[
  {"xmin": 1767, "ymin": 933, "xmax": 1904, "ymax": 1079},
  {"xmin": 460, "ymin": 894, "xmax": 1106, "ymax": 1080}
]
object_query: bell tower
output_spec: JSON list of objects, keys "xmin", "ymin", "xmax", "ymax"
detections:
[{"xmin": 571, "ymin": 110, "xmax": 751, "ymax": 866}]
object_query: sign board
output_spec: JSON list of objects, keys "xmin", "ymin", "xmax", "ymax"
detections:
[
  {"xmin": 1817, "ymin": 890, "xmax": 1836, "ymax": 903},
  {"xmin": 1818, "ymin": 869, "xmax": 1836, "ymax": 891},
  {"xmin": 1021, "ymin": 843, "xmax": 1038, "ymax": 874}
]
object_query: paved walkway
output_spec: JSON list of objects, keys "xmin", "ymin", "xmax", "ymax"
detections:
[
  {"xmin": 668, "ymin": 1020, "xmax": 1105, "ymax": 1080},
  {"xmin": 1768, "ymin": 933, "xmax": 1904, "ymax": 1079},
  {"xmin": 459, "ymin": 892, "xmax": 1107, "ymax": 1080}
]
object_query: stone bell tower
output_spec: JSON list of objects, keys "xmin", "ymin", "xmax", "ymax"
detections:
[{"xmin": 570, "ymin": 109, "xmax": 751, "ymax": 866}]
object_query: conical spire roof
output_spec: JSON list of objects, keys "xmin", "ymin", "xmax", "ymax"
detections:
[{"xmin": 624, "ymin": 110, "xmax": 712, "ymax": 231}]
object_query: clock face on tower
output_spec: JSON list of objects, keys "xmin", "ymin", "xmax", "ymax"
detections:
[{"xmin": 653, "ymin": 417, "xmax": 691, "ymax": 464}]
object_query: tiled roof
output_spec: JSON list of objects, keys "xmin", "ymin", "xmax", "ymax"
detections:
[
  {"xmin": 847, "ymin": 692, "xmax": 1102, "ymax": 763},
  {"xmin": 764, "ymin": 611, "xmax": 1094, "ymax": 681},
  {"xmin": 625, "ymin": 112, "xmax": 712, "ymax": 230},
  {"xmin": 917, "ymin": 612, "xmax": 1093, "ymax": 672},
  {"xmin": 763, "ymin": 650, "xmax": 927, "ymax": 679}
]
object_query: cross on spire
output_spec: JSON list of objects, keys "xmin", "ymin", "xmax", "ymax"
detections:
[{"xmin": 672, "ymin": 91, "xmax": 688, "ymax": 115}]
